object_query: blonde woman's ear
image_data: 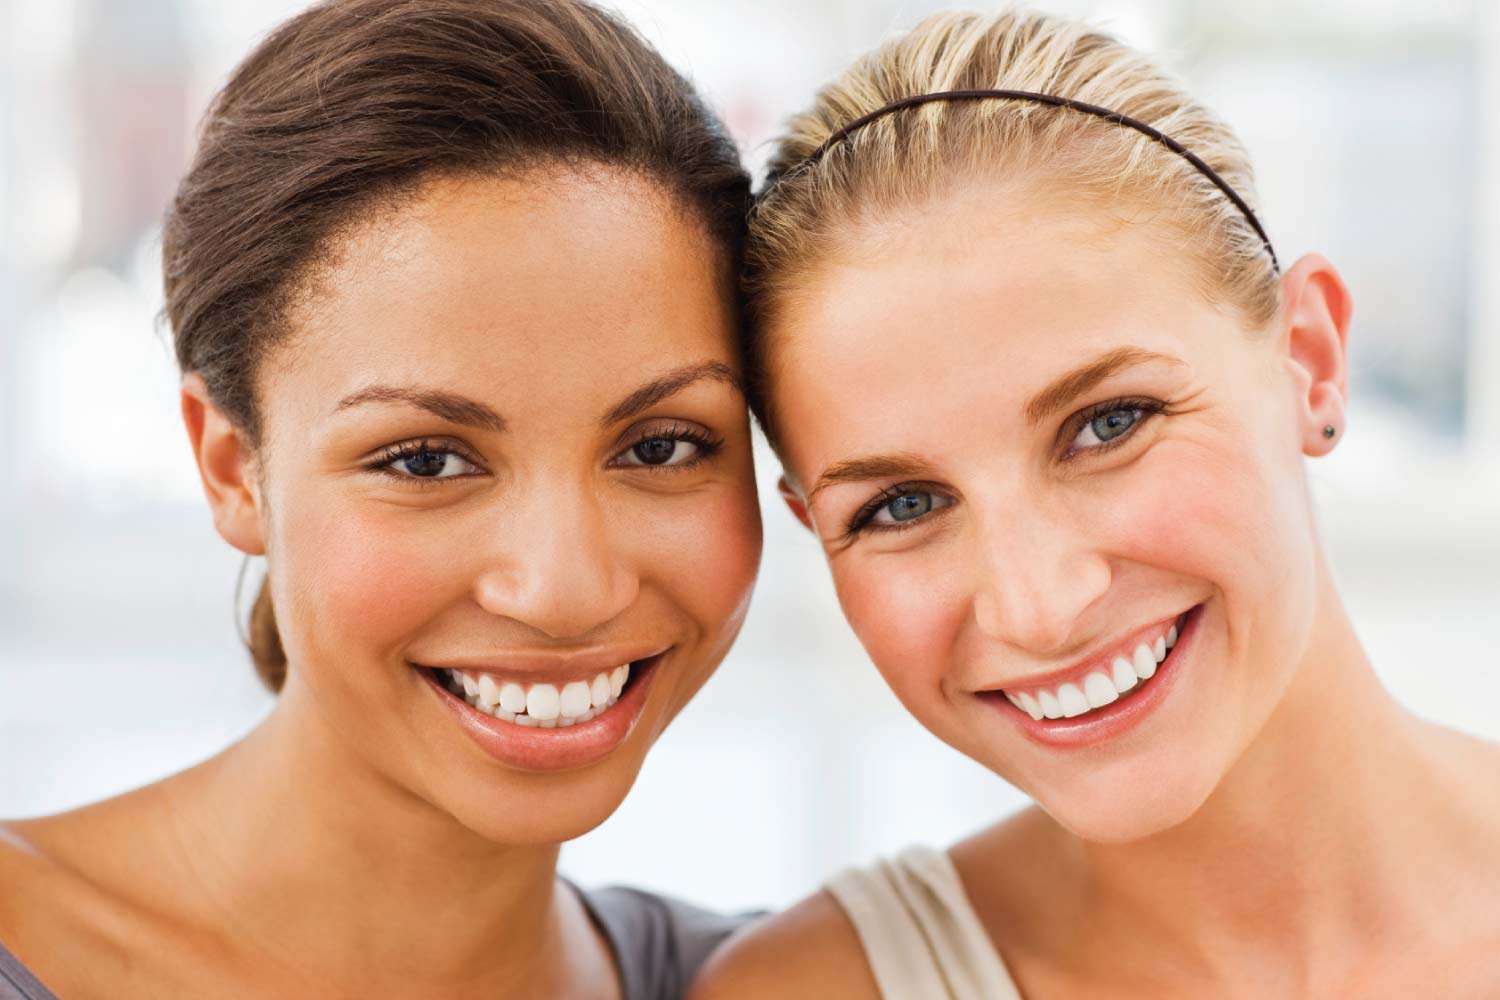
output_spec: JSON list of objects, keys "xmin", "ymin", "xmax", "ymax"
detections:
[
  {"xmin": 1278, "ymin": 253, "xmax": 1352, "ymax": 456},
  {"xmin": 778, "ymin": 475, "xmax": 816, "ymax": 532},
  {"xmin": 180, "ymin": 373, "xmax": 267, "ymax": 556}
]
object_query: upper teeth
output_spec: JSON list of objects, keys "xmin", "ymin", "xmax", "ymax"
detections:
[
  {"xmin": 1004, "ymin": 619, "xmax": 1181, "ymax": 722},
  {"xmin": 443, "ymin": 665, "xmax": 629, "ymax": 728}
]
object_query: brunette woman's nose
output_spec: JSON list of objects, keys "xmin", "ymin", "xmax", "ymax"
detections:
[
  {"xmin": 970, "ymin": 508, "xmax": 1111, "ymax": 654},
  {"xmin": 471, "ymin": 489, "xmax": 639, "ymax": 640}
]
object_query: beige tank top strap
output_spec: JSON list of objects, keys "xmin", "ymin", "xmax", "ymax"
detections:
[{"xmin": 825, "ymin": 845, "xmax": 1022, "ymax": 1000}]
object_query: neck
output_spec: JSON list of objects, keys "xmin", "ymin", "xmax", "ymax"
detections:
[
  {"xmin": 155, "ymin": 680, "xmax": 608, "ymax": 996},
  {"xmin": 1071, "ymin": 567, "xmax": 1488, "ymax": 986}
]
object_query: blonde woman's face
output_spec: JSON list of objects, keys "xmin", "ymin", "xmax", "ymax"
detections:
[
  {"xmin": 250, "ymin": 169, "xmax": 762, "ymax": 844},
  {"xmin": 771, "ymin": 182, "xmax": 1338, "ymax": 842}
]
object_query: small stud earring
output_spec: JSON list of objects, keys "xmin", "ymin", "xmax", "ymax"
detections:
[{"xmin": 1323, "ymin": 425, "xmax": 1337, "ymax": 439}]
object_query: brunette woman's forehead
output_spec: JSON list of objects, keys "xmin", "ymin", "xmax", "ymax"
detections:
[{"xmin": 162, "ymin": 0, "xmax": 748, "ymax": 453}]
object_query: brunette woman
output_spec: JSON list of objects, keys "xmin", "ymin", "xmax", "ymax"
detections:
[{"xmin": 0, "ymin": 2, "xmax": 760, "ymax": 997}]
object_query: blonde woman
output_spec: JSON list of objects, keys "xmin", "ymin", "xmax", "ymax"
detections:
[{"xmin": 694, "ymin": 9, "xmax": 1500, "ymax": 998}]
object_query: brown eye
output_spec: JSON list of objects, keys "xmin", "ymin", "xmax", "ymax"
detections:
[
  {"xmin": 612, "ymin": 425, "xmax": 719, "ymax": 470},
  {"xmin": 386, "ymin": 448, "xmax": 478, "ymax": 479},
  {"xmin": 630, "ymin": 437, "xmax": 690, "ymax": 466}
]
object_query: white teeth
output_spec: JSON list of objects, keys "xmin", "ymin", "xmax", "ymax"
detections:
[
  {"xmin": 1132, "ymin": 643, "xmax": 1157, "ymax": 681},
  {"xmin": 1058, "ymin": 683, "xmax": 1089, "ymax": 718},
  {"xmin": 1083, "ymin": 672, "xmax": 1119, "ymax": 709},
  {"xmin": 499, "ymin": 682, "xmax": 527, "ymax": 715},
  {"xmin": 446, "ymin": 668, "xmax": 623, "ymax": 727},
  {"xmin": 560, "ymin": 682, "xmax": 592, "ymax": 718},
  {"xmin": 610, "ymin": 665, "xmax": 628, "ymax": 699},
  {"xmin": 1011, "ymin": 622, "xmax": 1185, "ymax": 724},
  {"xmin": 591, "ymin": 674, "xmax": 612, "ymax": 708},
  {"xmin": 526, "ymin": 684, "xmax": 561, "ymax": 722},
  {"xmin": 477, "ymin": 674, "xmax": 502, "ymax": 708}
]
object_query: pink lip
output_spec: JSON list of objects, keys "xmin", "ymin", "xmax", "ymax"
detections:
[
  {"xmin": 993, "ymin": 613, "xmax": 1182, "ymax": 697},
  {"xmin": 418, "ymin": 645, "xmax": 665, "ymax": 687},
  {"xmin": 982, "ymin": 604, "xmax": 1203, "ymax": 749},
  {"xmin": 418, "ymin": 653, "xmax": 664, "ymax": 772}
]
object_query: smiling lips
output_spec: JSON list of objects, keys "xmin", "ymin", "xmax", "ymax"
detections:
[
  {"xmin": 999, "ymin": 613, "xmax": 1187, "ymax": 722},
  {"xmin": 439, "ymin": 664, "xmax": 630, "ymax": 726}
]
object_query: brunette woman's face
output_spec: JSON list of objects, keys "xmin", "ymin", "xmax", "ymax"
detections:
[
  {"xmin": 769, "ymin": 181, "xmax": 1349, "ymax": 842},
  {"xmin": 236, "ymin": 169, "xmax": 760, "ymax": 844}
]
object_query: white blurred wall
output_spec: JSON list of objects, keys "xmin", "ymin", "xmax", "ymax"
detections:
[{"xmin": 2, "ymin": 0, "xmax": 1496, "ymax": 912}]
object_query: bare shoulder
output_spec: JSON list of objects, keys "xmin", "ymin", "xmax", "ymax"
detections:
[
  {"xmin": 0, "ymin": 819, "xmax": 70, "ymax": 929},
  {"xmin": 0, "ymin": 816, "xmax": 115, "ymax": 942},
  {"xmin": 0, "ymin": 804, "xmax": 176, "ymax": 990},
  {"xmin": 688, "ymin": 889, "xmax": 881, "ymax": 1000}
]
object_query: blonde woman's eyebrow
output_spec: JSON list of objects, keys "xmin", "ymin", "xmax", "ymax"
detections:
[
  {"xmin": 1023, "ymin": 347, "xmax": 1184, "ymax": 425},
  {"xmin": 334, "ymin": 385, "xmax": 506, "ymax": 431},
  {"xmin": 809, "ymin": 452, "xmax": 929, "ymax": 503},
  {"xmin": 600, "ymin": 360, "xmax": 741, "ymax": 427}
]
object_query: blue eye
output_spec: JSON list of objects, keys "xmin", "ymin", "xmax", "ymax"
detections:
[
  {"xmin": 1073, "ymin": 407, "xmax": 1142, "ymax": 450},
  {"xmin": 867, "ymin": 489, "xmax": 952, "ymax": 527}
]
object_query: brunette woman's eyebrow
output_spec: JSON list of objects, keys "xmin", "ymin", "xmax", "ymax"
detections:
[
  {"xmin": 1023, "ymin": 347, "xmax": 1184, "ymax": 425},
  {"xmin": 600, "ymin": 361, "xmax": 741, "ymax": 427},
  {"xmin": 809, "ymin": 452, "xmax": 928, "ymax": 502},
  {"xmin": 334, "ymin": 385, "xmax": 506, "ymax": 431}
]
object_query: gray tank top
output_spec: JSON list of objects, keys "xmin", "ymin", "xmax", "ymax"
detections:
[{"xmin": 0, "ymin": 885, "xmax": 747, "ymax": 1000}]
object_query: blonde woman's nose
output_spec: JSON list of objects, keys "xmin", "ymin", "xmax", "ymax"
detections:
[{"xmin": 969, "ymin": 509, "xmax": 1111, "ymax": 655}]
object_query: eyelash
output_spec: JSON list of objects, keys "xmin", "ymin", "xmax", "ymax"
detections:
[
  {"xmin": 842, "ymin": 396, "xmax": 1169, "ymax": 539},
  {"xmin": 367, "ymin": 438, "xmax": 485, "ymax": 487},
  {"xmin": 1060, "ymin": 396, "xmax": 1169, "ymax": 458},
  {"xmin": 367, "ymin": 424, "xmax": 725, "ymax": 487},
  {"xmin": 844, "ymin": 481, "xmax": 952, "ymax": 538},
  {"xmin": 612, "ymin": 422, "xmax": 725, "ymax": 471}
]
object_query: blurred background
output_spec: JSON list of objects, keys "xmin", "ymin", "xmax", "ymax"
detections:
[{"xmin": 1, "ymin": 0, "xmax": 1496, "ymax": 912}]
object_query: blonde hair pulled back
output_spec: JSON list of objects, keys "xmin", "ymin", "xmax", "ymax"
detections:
[{"xmin": 744, "ymin": 8, "xmax": 1281, "ymax": 441}]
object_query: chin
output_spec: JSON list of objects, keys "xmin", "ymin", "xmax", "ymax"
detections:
[
  {"xmin": 438, "ymin": 759, "xmax": 647, "ymax": 847},
  {"xmin": 1031, "ymin": 755, "xmax": 1226, "ymax": 845}
]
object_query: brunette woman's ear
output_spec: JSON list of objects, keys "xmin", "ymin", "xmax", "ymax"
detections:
[
  {"xmin": 778, "ymin": 475, "xmax": 816, "ymax": 532},
  {"xmin": 181, "ymin": 374, "xmax": 267, "ymax": 556},
  {"xmin": 1278, "ymin": 253, "xmax": 1352, "ymax": 457}
]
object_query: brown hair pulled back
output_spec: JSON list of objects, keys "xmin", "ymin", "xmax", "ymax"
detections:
[{"xmin": 163, "ymin": 0, "xmax": 750, "ymax": 693}]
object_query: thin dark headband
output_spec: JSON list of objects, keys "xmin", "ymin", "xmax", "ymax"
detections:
[{"xmin": 786, "ymin": 88, "xmax": 1279, "ymax": 272}]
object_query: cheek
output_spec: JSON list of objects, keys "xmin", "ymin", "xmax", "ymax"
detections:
[
  {"xmin": 273, "ymin": 490, "xmax": 463, "ymax": 665},
  {"xmin": 1093, "ymin": 426, "xmax": 1318, "ymax": 662},
  {"xmin": 631, "ymin": 477, "xmax": 763, "ymax": 649},
  {"xmin": 830, "ymin": 546, "xmax": 967, "ymax": 707}
]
